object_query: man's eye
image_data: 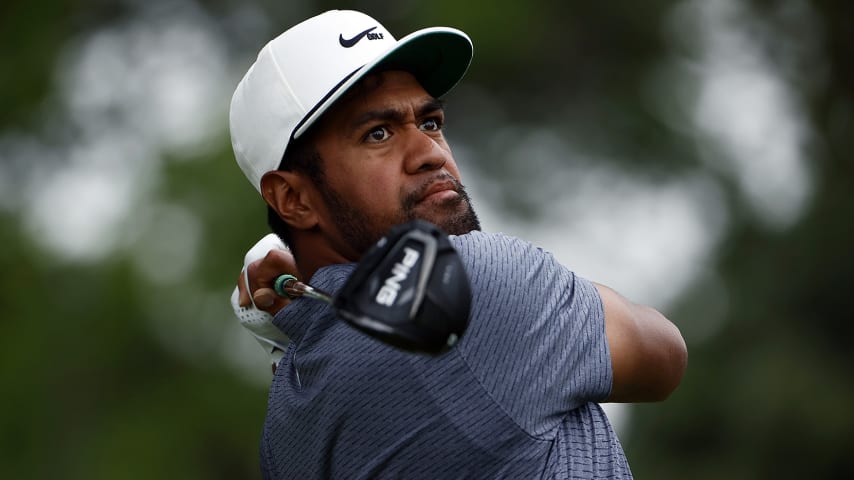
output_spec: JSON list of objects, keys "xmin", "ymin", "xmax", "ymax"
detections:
[
  {"xmin": 419, "ymin": 118, "xmax": 442, "ymax": 132},
  {"xmin": 365, "ymin": 127, "xmax": 390, "ymax": 143}
]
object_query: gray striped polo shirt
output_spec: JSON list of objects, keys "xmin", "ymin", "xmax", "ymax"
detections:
[{"xmin": 261, "ymin": 231, "xmax": 632, "ymax": 479}]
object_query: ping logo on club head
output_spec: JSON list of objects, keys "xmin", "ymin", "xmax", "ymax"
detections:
[{"xmin": 375, "ymin": 247, "xmax": 420, "ymax": 306}]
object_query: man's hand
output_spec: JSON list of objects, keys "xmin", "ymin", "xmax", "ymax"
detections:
[
  {"xmin": 231, "ymin": 234, "xmax": 300, "ymax": 369},
  {"xmin": 237, "ymin": 247, "xmax": 300, "ymax": 316}
]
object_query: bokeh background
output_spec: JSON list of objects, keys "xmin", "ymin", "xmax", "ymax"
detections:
[{"xmin": 2, "ymin": 0, "xmax": 851, "ymax": 478}]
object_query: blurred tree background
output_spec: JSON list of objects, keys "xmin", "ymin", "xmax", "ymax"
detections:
[{"xmin": 1, "ymin": 0, "xmax": 851, "ymax": 478}]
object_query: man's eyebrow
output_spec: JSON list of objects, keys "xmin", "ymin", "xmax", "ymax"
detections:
[
  {"xmin": 349, "ymin": 98, "xmax": 446, "ymax": 132},
  {"xmin": 416, "ymin": 98, "xmax": 445, "ymax": 118}
]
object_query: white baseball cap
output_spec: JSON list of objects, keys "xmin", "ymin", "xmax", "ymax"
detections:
[{"xmin": 230, "ymin": 10, "xmax": 474, "ymax": 193}]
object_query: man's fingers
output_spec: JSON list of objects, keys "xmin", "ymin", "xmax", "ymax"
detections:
[
  {"xmin": 246, "ymin": 249, "xmax": 299, "ymax": 293},
  {"xmin": 237, "ymin": 269, "xmax": 289, "ymax": 313},
  {"xmin": 239, "ymin": 248, "xmax": 299, "ymax": 315},
  {"xmin": 254, "ymin": 287, "xmax": 289, "ymax": 315},
  {"xmin": 254, "ymin": 287, "xmax": 276, "ymax": 308}
]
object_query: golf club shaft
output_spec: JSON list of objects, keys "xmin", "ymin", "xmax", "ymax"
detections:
[{"xmin": 280, "ymin": 277, "xmax": 333, "ymax": 304}]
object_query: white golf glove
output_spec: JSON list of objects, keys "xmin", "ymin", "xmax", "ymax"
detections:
[{"xmin": 230, "ymin": 233, "xmax": 292, "ymax": 367}]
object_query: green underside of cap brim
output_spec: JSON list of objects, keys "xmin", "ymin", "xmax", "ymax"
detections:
[{"xmin": 369, "ymin": 30, "xmax": 473, "ymax": 98}]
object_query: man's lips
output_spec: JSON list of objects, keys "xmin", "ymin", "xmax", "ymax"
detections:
[{"xmin": 418, "ymin": 179, "xmax": 459, "ymax": 204}]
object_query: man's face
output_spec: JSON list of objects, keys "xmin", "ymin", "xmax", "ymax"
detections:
[{"xmin": 308, "ymin": 70, "xmax": 480, "ymax": 257}]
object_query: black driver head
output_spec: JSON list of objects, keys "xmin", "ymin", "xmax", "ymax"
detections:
[{"xmin": 333, "ymin": 220, "xmax": 471, "ymax": 355}]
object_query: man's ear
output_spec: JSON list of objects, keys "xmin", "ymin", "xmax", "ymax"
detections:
[{"xmin": 260, "ymin": 171, "xmax": 318, "ymax": 230}]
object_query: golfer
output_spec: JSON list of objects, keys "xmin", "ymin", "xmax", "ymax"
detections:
[{"xmin": 230, "ymin": 10, "xmax": 687, "ymax": 479}]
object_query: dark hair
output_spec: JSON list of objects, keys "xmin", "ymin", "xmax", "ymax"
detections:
[{"xmin": 266, "ymin": 133, "xmax": 325, "ymax": 249}]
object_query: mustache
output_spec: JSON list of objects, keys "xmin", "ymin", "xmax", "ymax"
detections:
[{"xmin": 402, "ymin": 174, "xmax": 467, "ymax": 209}]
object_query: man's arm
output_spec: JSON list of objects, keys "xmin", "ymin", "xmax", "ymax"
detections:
[{"xmin": 596, "ymin": 283, "xmax": 688, "ymax": 403}]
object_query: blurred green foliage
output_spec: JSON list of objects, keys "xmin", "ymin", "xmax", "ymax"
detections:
[{"xmin": 1, "ymin": 0, "xmax": 852, "ymax": 478}]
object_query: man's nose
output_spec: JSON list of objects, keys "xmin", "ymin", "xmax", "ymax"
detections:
[{"xmin": 403, "ymin": 128, "xmax": 447, "ymax": 174}]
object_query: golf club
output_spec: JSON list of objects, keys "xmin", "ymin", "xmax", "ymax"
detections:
[{"xmin": 276, "ymin": 220, "xmax": 472, "ymax": 355}]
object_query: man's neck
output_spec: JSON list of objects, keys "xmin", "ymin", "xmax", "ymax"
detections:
[{"xmin": 292, "ymin": 232, "xmax": 357, "ymax": 283}]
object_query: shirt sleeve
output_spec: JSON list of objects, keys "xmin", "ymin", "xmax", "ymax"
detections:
[{"xmin": 451, "ymin": 231, "xmax": 613, "ymax": 438}]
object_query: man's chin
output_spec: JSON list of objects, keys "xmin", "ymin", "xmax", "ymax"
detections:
[{"xmin": 412, "ymin": 201, "xmax": 480, "ymax": 235}]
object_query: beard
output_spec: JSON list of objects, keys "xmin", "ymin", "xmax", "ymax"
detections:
[{"xmin": 319, "ymin": 174, "xmax": 481, "ymax": 257}]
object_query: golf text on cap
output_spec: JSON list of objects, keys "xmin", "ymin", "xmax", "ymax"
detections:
[
  {"xmin": 339, "ymin": 26, "xmax": 384, "ymax": 48},
  {"xmin": 375, "ymin": 247, "xmax": 420, "ymax": 306}
]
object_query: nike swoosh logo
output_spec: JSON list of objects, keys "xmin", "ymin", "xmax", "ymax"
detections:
[{"xmin": 339, "ymin": 26, "xmax": 378, "ymax": 48}]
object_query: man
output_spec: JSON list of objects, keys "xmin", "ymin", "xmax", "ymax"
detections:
[{"xmin": 230, "ymin": 10, "xmax": 687, "ymax": 479}]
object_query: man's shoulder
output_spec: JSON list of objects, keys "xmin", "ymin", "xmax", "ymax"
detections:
[
  {"xmin": 450, "ymin": 230, "xmax": 533, "ymax": 252},
  {"xmin": 450, "ymin": 230, "xmax": 554, "ymax": 269}
]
